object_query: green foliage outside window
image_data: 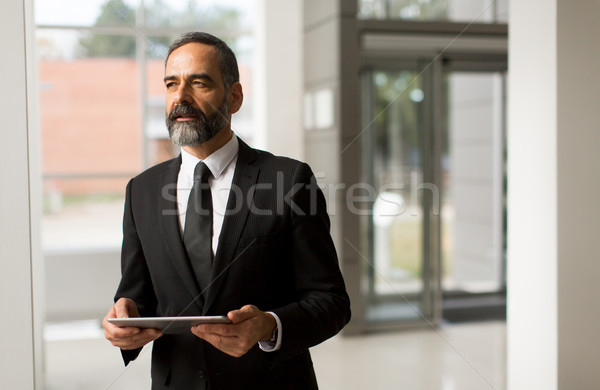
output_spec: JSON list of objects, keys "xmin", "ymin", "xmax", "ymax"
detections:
[{"xmin": 78, "ymin": 0, "xmax": 241, "ymax": 58}]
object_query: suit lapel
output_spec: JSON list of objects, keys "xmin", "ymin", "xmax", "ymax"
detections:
[
  {"xmin": 203, "ymin": 139, "xmax": 259, "ymax": 314},
  {"xmin": 158, "ymin": 155, "xmax": 204, "ymax": 310}
]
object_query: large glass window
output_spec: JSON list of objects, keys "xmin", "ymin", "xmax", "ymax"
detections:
[
  {"xmin": 38, "ymin": 30, "xmax": 140, "ymax": 250},
  {"xmin": 36, "ymin": 1, "xmax": 256, "ymax": 387},
  {"xmin": 37, "ymin": 1, "xmax": 255, "ymax": 250}
]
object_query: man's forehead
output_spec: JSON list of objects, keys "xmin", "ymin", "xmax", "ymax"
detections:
[{"xmin": 166, "ymin": 43, "xmax": 218, "ymax": 73}]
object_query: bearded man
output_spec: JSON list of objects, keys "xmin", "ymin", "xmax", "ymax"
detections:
[{"xmin": 102, "ymin": 32, "xmax": 350, "ymax": 390}]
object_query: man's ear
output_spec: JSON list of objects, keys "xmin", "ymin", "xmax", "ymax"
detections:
[{"xmin": 228, "ymin": 82, "xmax": 244, "ymax": 114}]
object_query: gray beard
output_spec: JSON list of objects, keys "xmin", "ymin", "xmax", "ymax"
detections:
[{"xmin": 167, "ymin": 101, "xmax": 230, "ymax": 147}]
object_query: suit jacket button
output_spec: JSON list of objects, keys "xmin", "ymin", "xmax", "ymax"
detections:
[{"xmin": 198, "ymin": 369, "xmax": 206, "ymax": 378}]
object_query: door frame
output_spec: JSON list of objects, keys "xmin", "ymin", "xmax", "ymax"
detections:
[{"xmin": 355, "ymin": 21, "xmax": 508, "ymax": 331}]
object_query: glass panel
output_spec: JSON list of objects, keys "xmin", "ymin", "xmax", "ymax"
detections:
[
  {"xmin": 42, "ymin": 179, "xmax": 127, "ymax": 250},
  {"xmin": 38, "ymin": 29, "xmax": 141, "ymax": 250},
  {"xmin": 227, "ymin": 33, "xmax": 255, "ymax": 143},
  {"xmin": 143, "ymin": 0, "xmax": 255, "ymax": 30},
  {"xmin": 358, "ymin": 0, "xmax": 507, "ymax": 23},
  {"xmin": 144, "ymin": 38, "xmax": 175, "ymax": 166},
  {"xmin": 35, "ymin": 0, "xmax": 140, "ymax": 27},
  {"xmin": 37, "ymin": 28, "xmax": 138, "ymax": 60},
  {"xmin": 78, "ymin": 31, "xmax": 138, "ymax": 58},
  {"xmin": 388, "ymin": 0, "xmax": 447, "ymax": 20},
  {"xmin": 37, "ymin": 2, "xmax": 258, "ymax": 387},
  {"xmin": 442, "ymin": 72, "xmax": 505, "ymax": 293},
  {"xmin": 358, "ymin": 0, "xmax": 388, "ymax": 19},
  {"xmin": 364, "ymin": 69, "xmax": 429, "ymax": 322},
  {"xmin": 495, "ymin": 0, "xmax": 509, "ymax": 23}
]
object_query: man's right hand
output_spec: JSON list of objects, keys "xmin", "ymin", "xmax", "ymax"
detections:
[{"xmin": 102, "ymin": 297, "xmax": 162, "ymax": 350}]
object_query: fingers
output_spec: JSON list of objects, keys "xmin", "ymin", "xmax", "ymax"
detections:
[
  {"xmin": 103, "ymin": 315, "xmax": 140, "ymax": 338},
  {"xmin": 193, "ymin": 323, "xmax": 233, "ymax": 336},
  {"xmin": 102, "ymin": 299, "xmax": 162, "ymax": 350},
  {"xmin": 190, "ymin": 305, "xmax": 276, "ymax": 358},
  {"xmin": 108, "ymin": 328, "xmax": 162, "ymax": 350},
  {"xmin": 114, "ymin": 297, "xmax": 139, "ymax": 318},
  {"xmin": 190, "ymin": 325, "xmax": 253, "ymax": 358},
  {"xmin": 227, "ymin": 304, "xmax": 260, "ymax": 324}
]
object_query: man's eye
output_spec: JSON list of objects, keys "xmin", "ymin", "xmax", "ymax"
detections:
[
  {"xmin": 193, "ymin": 80, "xmax": 206, "ymax": 87},
  {"xmin": 165, "ymin": 82, "xmax": 176, "ymax": 89}
]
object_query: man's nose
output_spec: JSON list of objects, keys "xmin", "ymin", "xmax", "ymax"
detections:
[{"xmin": 173, "ymin": 81, "xmax": 192, "ymax": 105}]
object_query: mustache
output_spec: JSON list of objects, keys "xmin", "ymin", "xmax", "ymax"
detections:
[{"xmin": 167, "ymin": 104, "xmax": 208, "ymax": 122}]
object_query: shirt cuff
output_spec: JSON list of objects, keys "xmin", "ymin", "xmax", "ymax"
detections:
[{"xmin": 258, "ymin": 311, "xmax": 282, "ymax": 352}]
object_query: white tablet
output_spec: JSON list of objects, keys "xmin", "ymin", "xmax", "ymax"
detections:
[{"xmin": 108, "ymin": 316, "xmax": 231, "ymax": 334}]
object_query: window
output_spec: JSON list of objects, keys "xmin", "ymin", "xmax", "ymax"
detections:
[
  {"xmin": 358, "ymin": 0, "xmax": 508, "ymax": 23},
  {"xmin": 36, "ymin": 1, "xmax": 256, "ymax": 387}
]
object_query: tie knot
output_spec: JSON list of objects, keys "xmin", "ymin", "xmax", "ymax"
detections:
[{"xmin": 193, "ymin": 162, "xmax": 212, "ymax": 183}]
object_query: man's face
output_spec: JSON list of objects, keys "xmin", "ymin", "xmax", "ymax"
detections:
[{"xmin": 164, "ymin": 43, "xmax": 229, "ymax": 146}]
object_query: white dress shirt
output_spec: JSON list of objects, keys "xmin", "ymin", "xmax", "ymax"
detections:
[
  {"xmin": 177, "ymin": 134, "xmax": 239, "ymax": 251},
  {"xmin": 176, "ymin": 134, "xmax": 282, "ymax": 352}
]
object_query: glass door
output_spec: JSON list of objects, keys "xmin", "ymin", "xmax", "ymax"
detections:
[
  {"xmin": 361, "ymin": 60, "xmax": 507, "ymax": 327},
  {"xmin": 361, "ymin": 62, "xmax": 440, "ymax": 327}
]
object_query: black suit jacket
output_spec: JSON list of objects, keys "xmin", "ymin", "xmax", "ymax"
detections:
[{"xmin": 115, "ymin": 138, "xmax": 351, "ymax": 389}]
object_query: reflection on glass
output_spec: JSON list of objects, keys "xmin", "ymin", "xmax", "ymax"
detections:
[{"xmin": 365, "ymin": 69, "xmax": 426, "ymax": 322}]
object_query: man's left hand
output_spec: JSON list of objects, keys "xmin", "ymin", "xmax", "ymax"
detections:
[{"xmin": 191, "ymin": 305, "xmax": 276, "ymax": 358}]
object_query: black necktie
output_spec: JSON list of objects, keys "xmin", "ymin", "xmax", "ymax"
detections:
[{"xmin": 183, "ymin": 161, "xmax": 213, "ymax": 299}]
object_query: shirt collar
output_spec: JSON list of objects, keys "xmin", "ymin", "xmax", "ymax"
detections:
[{"xmin": 180, "ymin": 133, "xmax": 239, "ymax": 180}]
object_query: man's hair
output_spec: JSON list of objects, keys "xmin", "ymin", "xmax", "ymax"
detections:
[{"xmin": 166, "ymin": 32, "xmax": 239, "ymax": 91}]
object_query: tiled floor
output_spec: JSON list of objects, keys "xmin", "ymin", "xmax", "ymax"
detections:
[
  {"xmin": 312, "ymin": 321, "xmax": 506, "ymax": 390},
  {"xmin": 44, "ymin": 320, "xmax": 505, "ymax": 390}
]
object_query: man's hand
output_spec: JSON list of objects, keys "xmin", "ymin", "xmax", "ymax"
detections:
[
  {"xmin": 191, "ymin": 305, "xmax": 277, "ymax": 358},
  {"xmin": 102, "ymin": 298, "xmax": 162, "ymax": 350}
]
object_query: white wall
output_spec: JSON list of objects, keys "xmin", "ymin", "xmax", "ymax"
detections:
[
  {"xmin": 507, "ymin": 2, "xmax": 557, "ymax": 387},
  {"xmin": 0, "ymin": 0, "xmax": 43, "ymax": 388},
  {"xmin": 254, "ymin": 0, "xmax": 304, "ymax": 161},
  {"xmin": 508, "ymin": 0, "xmax": 600, "ymax": 388},
  {"xmin": 449, "ymin": 73, "xmax": 504, "ymax": 292}
]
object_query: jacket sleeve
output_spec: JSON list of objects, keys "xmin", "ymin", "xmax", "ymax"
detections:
[
  {"xmin": 114, "ymin": 179, "xmax": 158, "ymax": 365},
  {"xmin": 272, "ymin": 163, "xmax": 351, "ymax": 359}
]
